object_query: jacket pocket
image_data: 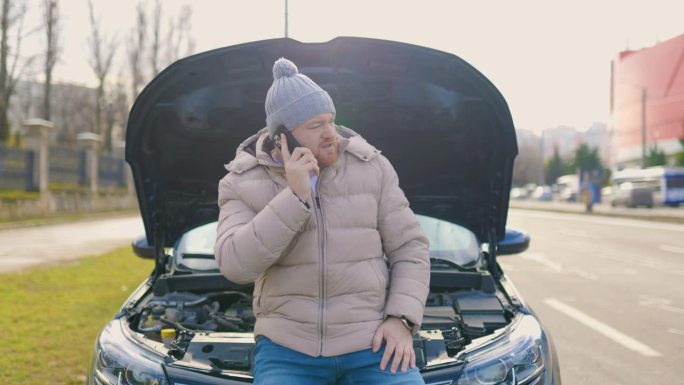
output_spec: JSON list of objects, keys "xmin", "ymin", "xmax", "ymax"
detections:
[
  {"xmin": 253, "ymin": 276, "xmax": 265, "ymax": 316},
  {"xmin": 369, "ymin": 258, "xmax": 389, "ymax": 291},
  {"xmin": 259, "ymin": 275, "xmax": 273, "ymax": 315}
]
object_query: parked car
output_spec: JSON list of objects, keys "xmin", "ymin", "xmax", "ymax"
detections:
[
  {"xmin": 88, "ymin": 37, "xmax": 561, "ymax": 385},
  {"xmin": 532, "ymin": 186, "xmax": 553, "ymax": 201},
  {"xmin": 610, "ymin": 181, "xmax": 654, "ymax": 208},
  {"xmin": 555, "ymin": 175, "xmax": 579, "ymax": 202},
  {"xmin": 510, "ymin": 187, "xmax": 528, "ymax": 200}
]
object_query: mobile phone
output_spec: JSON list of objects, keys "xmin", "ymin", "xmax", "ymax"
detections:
[{"xmin": 273, "ymin": 125, "xmax": 302, "ymax": 151}]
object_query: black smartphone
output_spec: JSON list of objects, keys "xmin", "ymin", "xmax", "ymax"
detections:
[{"xmin": 273, "ymin": 125, "xmax": 303, "ymax": 151}]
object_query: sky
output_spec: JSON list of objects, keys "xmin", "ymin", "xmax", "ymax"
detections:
[{"xmin": 19, "ymin": 0, "xmax": 684, "ymax": 134}]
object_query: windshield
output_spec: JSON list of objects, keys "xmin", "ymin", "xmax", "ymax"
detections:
[
  {"xmin": 173, "ymin": 215, "xmax": 480, "ymax": 272},
  {"xmin": 415, "ymin": 215, "xmax": 480, "ymax": 268}
]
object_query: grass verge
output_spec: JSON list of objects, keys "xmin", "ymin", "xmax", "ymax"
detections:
[
  {"xmin": 0, "ymin": 247, "xmax": 153, "ymax": 385},
  {"xmin": 0, "ymin": 208, "xmax": 140, "ymax": 228},
  {"xmin": 0, "ymin": 189, "xmax": 41, "ymax": 202}
]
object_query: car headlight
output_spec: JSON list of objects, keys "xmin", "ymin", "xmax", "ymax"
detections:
[
  {"xmin": 455, "ymin": 315, "xmax": 545, "ymax": 385},
  {"xmin": 89, "ymin": 321, "xmax": 169, "ymax": 385}
]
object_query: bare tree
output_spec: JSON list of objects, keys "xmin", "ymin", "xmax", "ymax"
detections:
[
  {"xmin": 54, "ymin": 83, "xmax": 96, "ymax": 147},
  {"xmin": 42, "ymin": 0, "xmax": 61, "ymax": 121},
  {"xmin": 0, "ymin": 0, "xmax": 33, "ymax": 142},
  {"xmin": 149, "ymin": 0, "xmax": 162, "ymax": 75},
  {"xmin": 86, "ymin": 0, "xmax": 117, "ymax": 152},
  {"xmin": 128, "ymin": 1, "xmax": 146, "ymax": 100},
  {"xmin": 104, "ymin": 77, "xmax": 129, "ymax": 146},
  {"xmin": 148, "ymin": 1, "xmax": 195, "ymax": 77},
  {"xmin": 513, "ymin": 131, "xmax": 544, "ymax": 186},
  {"xmin": 164, "ymin": 4, "xmax": 194, "ymax": 66},
  {"xmin": 513, "ymin": 145, "xmax": 544, "ymax": 186}
]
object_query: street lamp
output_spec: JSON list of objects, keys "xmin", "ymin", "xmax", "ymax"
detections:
[
  {"xmin": 284, "ymin": 0, "xmax": 289, "ymax": 38},
  {"xmin": 640, "ymin": 87, "xmax": 647, "ymax": 168}
]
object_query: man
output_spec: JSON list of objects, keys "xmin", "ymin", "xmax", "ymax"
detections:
[{"xmin": 214, "ymin": 58, "xmax": 430, "ymax": 384}]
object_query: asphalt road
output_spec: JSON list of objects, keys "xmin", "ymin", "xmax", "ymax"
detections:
[
  {"xmin": 501, "ymin": 208, "xmax": 684, "ymax": 385},
  {"xmin": 0, "ymin": 215, "xmax": 144, "ymax": 274}
]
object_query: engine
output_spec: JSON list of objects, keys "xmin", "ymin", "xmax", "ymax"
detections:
[{"xmin": 134, "ymin": 291, "xmax": 255, "ymax": 337}]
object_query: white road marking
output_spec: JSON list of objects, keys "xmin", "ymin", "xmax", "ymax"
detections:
[
  {"xmin": 659, "ymin": 245, "xmax": 684, "ymax": 254},
  {"xmin": 558, "ymin": 229, "xmax": 601, "ymax": 239},
  {"xmin": 521, "ymin": 253, "xmax": 598, "ymax": 280},
  {"xmin": 559, "ymin": 229, "xmax": 587, "ymax": 237},
  {"xmin": 522, "ymin": 253, "xmax": 563, "ymax": 271},
  {"xmin": 668, "ymin": 329, "xmax": 684, "ymax": 336},
  {"xmin": 638, "ymin": 296, "xmax": 684, "ymax": 315},
  {"xmin": 543, "ymin": 298, "xmax": 662, "ymax": 357},
  {"xmin": 511, "ymin": 209, "xmax": 684, "ymax": 232},
  {"xmin": 597, "ymin": 250, "xmax": 684, "ymax": 278}
]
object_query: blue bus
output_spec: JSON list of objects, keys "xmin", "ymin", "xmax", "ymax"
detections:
[{"xmin": 612, "ymin": 167, "xmax": 684, "ymax": 206}]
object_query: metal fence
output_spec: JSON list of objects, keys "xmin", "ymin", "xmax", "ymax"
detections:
[
  {"xmin": 98, "ymin": 154, "xmax": 126, "ymax": 188},
  {"xmin": 0, "ymin": 144, "xmax": 127, "ymax": 191},
  {"xmin": 0, "ymin": 146, "xmax": 34, "ymax": 189},
  {"xmin": 49, "ymin": 146, "xmax": 87, "ymax": 186}
]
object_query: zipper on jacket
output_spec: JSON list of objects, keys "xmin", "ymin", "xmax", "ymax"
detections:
[{"xmin": 312, "ymin": 178, "xmax": 327, "ymax": 356}]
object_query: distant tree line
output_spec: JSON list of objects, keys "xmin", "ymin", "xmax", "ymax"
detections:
[
  {"xmin": 514, "ymin": 136, "xmax": 684, "ymax": 188},
  {"xmin": 543, "ymin": 144, "xmax": 606, "ymax": 185},
  {"xmin": 676, "ymin": 139, "xmax": 684, "ymax": 167}
]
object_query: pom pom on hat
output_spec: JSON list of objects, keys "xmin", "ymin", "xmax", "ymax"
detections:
[{"xmin": 272, "ymin": 57, "xmax": 298, "ymax": 79}]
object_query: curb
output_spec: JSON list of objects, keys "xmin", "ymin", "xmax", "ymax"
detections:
[
  {"xmin": 509, "ymin": 203, "xmax": 684, "ymax": 225},
  {"xmin": 0, "ymin": 209, "xmax": 140, "ymax": 231}
]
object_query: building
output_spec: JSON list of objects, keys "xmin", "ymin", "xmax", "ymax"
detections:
[
  {"xmin": 513, "ymin": 128, "xmax": 543, "ymax": 185},
  {"xmin": 538, "ymin": 123, "xmax": 610, "ymax": 172},
  {"xmin": 584, "ymin": 122, "xmax": 611, "ymax": 166},
  {"xmin": 610, "ymin": 34, "xmax": 684, "ymax": 167},
  {"xmin": 540, "ymin": 125, "xmax": 580, "ymax": 161}
]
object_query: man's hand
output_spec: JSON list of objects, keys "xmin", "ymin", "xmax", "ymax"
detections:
[
  {"xmin": 372, "ymin": 316, "xmax": 415, "ymax": 373},
  {"xmin": 280, "ymin": 133, "xmax": 319, "ymax": 203}
]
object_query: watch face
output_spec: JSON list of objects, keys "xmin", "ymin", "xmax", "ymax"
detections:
[{"xmin": 400, "ymin": 317, "xmax": 412, "ymax": 330}]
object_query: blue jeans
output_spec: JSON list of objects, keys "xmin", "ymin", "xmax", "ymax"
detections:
[{"xmin": 252, "ymin": 337, "xmax": 425, "ymax": 385}]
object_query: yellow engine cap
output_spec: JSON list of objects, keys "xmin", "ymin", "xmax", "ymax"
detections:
[{"xmin": 161, "ymin": 328, "xmax": 176, "ymax": 339}]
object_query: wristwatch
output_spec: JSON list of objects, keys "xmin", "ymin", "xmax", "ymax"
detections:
[{"xmin": 391, "ymin": 316, "xmax": 414, "ymax": 331}]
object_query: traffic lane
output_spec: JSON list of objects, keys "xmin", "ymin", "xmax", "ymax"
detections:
[
  {"xmin": 0, "ymin": 216, "xmax": 144, "ymax": 273},
  {"xmin": 506, "ymin": 210, "xmax": 684, "ymax": 285},
  {"xmin": 501, "ymin": 210, "xmax": 684, "ymax": 384},
  {"xmin": 505, "ymin": 210, "xmax": 684, "ymax": 357},
  {"xmin": 507, "ymin": 209, "xmax": 684, "ymax": 269},
  {"xmin": 502, "ymin": 258, "xmax": 682, "ymax": 385}
]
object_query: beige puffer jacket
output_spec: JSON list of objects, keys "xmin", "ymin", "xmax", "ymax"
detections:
[{"xmin": 214, "ymin": 126, "xmax": 430, "ymax": 357}]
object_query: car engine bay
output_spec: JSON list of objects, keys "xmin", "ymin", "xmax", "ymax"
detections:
[{"xmin": 126, "ymin": 273, "xmax": 514, "ymax": 373}]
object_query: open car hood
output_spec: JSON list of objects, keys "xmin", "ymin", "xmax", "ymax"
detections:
[{"xmin": 126, "ymin": 37, "xmax": 517, "ymax": 248}]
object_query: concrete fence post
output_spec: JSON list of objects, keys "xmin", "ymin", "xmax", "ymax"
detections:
[
  {"xmin": 22, "ymin": 119, "xmax": 53, "ymax": 194},
  {"xmin": 77, "ymin": 132, "xmax": 101, "ymax": 194}
]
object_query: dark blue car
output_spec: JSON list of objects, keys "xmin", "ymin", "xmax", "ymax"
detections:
[{"xmin": 88, "ymin": 37, "xmax": 561, "ymax": 385}]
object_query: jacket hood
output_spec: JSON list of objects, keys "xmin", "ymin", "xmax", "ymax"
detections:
[{"xmin": 126, "ymin": 37, "xmax": 517, "ymax": 248}]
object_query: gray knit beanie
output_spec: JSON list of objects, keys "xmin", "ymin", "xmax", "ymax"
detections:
[{"xmin": 265, "ymin": 58, "xmax": 336, "ymax": 138}]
